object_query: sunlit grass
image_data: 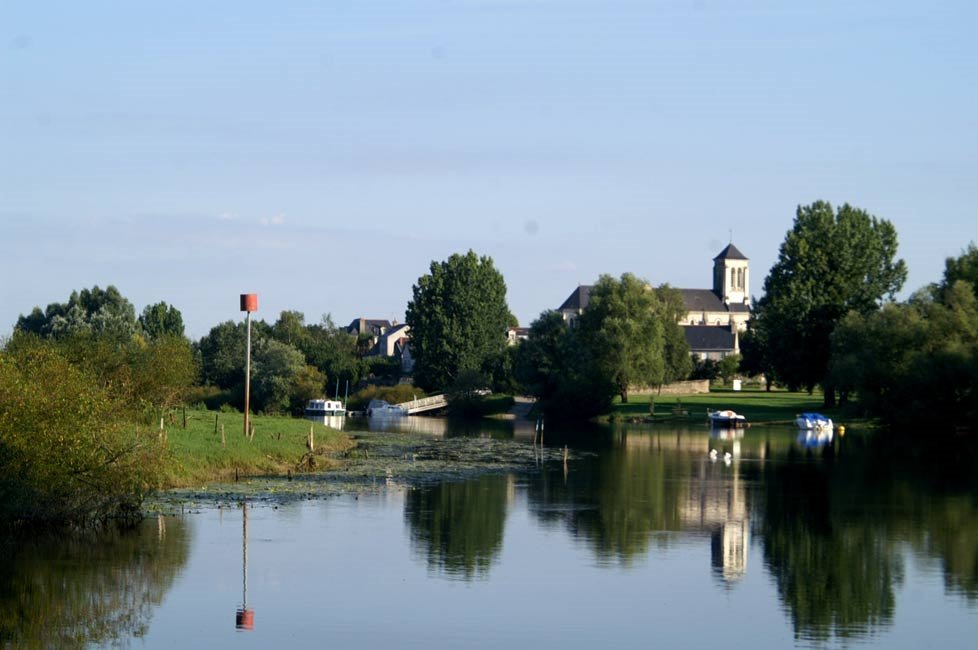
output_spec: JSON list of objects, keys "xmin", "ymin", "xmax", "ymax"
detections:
[
  {"xmin": 612, "ymin": 388, "xmax": 861, "ymax": 425},
  {"xmin": 159, "ymin": 408, "xmax": 353, "ymax": 488}
]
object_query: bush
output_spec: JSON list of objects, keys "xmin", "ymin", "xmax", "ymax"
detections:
[{"xmin": 0, "ymin": 336, "xmax": 164, "ymax": 525}]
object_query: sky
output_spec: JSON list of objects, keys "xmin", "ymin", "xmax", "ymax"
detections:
[{"xmin": 2, "ymin": 0, "xmax": 976, "ymax": 338}]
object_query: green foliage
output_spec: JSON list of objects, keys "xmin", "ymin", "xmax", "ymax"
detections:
[
  {"xmin": 0, "ymin": 336, "xmax": 165, "ymax": 524},
  {"xmin": 753, "ymin": 201, "xmax": 907, "ymax": 400},
  {"xmin": 577, "ymin": 274, "xmax": 691, "ymax": 403},
  {"xmin": 718, "ymin": 353, "xmax": 741, "ymax": 384},
  {"xmin": 138, "ymin": 302, "xmax": 185, "ymax": 339},
  {"xmin": 250, "ymin": 338, "xmax": 312, "ymax": 415},
  {"xmin": 830, "ymin": 281, "xmax": 978, "ymax": 432},
  {"xmin": 515, "ymin": 310, "xmax": 614, "ymax": 420},
  {"xmin": 445, "ymin": 370, "xmax": 491, "ymax": 416},
  {"xmin": 939, "ymin": 242, "xmax": 978, "ymax": 302},
  {"xmin": 346, "ymin": 384, "xmax": 424, "ymax": 412},
  {"xmin": 690, "ymin": 358, "xmax": 720, "ymax": 381},
  {"xmin": 406, "ymin": 250, "xmax": 512, "ymax": 392},
  {"xmin": 15, "ymin": 285, "xmax": 138, "ymax": 340}
]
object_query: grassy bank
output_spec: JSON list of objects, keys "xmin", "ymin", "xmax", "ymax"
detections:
[
  {"xmin": 611, "ymin": 388, "xmax": 866, "ymax": 426},
  {"xmin": 160, "ymin": 408, "xmax": 354, "ymax": 488}
]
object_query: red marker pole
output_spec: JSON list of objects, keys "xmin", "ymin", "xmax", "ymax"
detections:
[{"xmin": 240, "ymin": 294, "xmax": 258, "ymax": 437}]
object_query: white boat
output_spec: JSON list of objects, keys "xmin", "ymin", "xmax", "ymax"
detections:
[
  {"xmin": 796, "ymin": 412, "xmax": 833, "ymax": 431},
  {"xmin": 708, "ymin": 409, "xmax": 747, "ymax": 427},
  {"xmin": 304, "ymin": 398, "xmax": 346, "ymax": 417},
  {"xmin": 366, "ymin": 399, "xmax": 407, "ymax": 417}
]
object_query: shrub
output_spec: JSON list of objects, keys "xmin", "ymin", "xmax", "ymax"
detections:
[{"xmin": 0, "ymin": 336, "xmax": 164, "ymax": 525}]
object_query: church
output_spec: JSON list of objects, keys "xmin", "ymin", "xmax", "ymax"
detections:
[{"xmin": 557, "ymin": 243, "xmax": 751, "ymax": 360}]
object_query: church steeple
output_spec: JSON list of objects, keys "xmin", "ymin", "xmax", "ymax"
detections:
[{"xmin": 712, "ymin": 244, "xmax": 749, "ymax": 305}]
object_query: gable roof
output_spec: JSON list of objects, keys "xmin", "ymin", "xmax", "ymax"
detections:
[
  {"xmin": 683, "ymin": 325, "xmax": 736, "ymax": 352},
  {"xmin": 558, "ymin": 285, "xmax": 592, "ymax": 312},
  {"xmin": 713, "ymin": 243, "xmax": 748, "ymax": 261}
]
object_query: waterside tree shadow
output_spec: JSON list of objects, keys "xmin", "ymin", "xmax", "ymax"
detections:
[{"xmin": 0, "ymin": 516, "xmax": 191, "ymax": 649}]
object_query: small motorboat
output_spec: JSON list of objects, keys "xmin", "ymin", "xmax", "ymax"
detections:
[
  {"xmin": 708, "ymin": 409, "xmax": 747, "ymax": 427},
  {"xmin": 796, "ymin": 412, "xmax": 833, "ymax": 431}
]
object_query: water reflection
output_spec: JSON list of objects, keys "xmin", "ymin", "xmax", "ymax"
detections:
[
  {"xmin": 3, "ymin": 422, "xmax": 977, "ymax": 648},
  {"xmin": 405, "ymin": 475, "xmax": 513, "ymax": 579},
  {"xmin": 0, "ymin": 516, "xmax": 190, "ymax": 648}
]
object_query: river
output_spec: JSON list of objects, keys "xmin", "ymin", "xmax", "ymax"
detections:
[{"xmin": 2, "ymin": 417, "xmax": 976, "ymax": 649}]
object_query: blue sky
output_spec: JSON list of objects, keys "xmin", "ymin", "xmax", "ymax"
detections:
[{"xmin": 2, "ymin": 0, "xmax": 976, "ymax": 337}]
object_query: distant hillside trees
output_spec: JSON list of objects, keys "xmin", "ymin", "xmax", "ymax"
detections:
[
  {"xmin": 751, "ymin": 201, "xmax": 907, "ymax": 406},
  {"xmin": 406, "ymin": 251, "xmax": 513, "ymax": 393}
]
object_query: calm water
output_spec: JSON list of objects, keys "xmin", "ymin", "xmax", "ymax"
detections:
[{"xmin": 2, "ymin": 419, "xmax": 977, "ymax": 649}]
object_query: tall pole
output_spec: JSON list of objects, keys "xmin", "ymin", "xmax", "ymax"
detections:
[
  {"xmin": 240, "ymin": 294, "xmax": 257, "ymax": 437},
  {"xmin": 244, "ymin": 311, "xmax": 252, "ymax": 437}
]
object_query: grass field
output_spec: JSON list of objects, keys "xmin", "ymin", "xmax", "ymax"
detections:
[
  {"xmin": 611, "ymin": 388, "xmax": 862, "ymax": 426},
  {"xmin": 159, "ymin": 408, "xmax": 353, "ymax": 488}
]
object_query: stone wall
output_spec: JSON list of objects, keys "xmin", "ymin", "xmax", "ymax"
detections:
[{"xmin": 630, "ymin": 379, "xmax": 711, "ymax": 396}]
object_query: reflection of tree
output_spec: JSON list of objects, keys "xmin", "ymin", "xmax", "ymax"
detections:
[
  {"xmin": 405, "ymin": 475, "xmax": 510, "ymax": 579},
  {"xmin": 759, "ymin": 456, "xmax": 902, "ymax": 641},
  {"xmin": 0, "ymin": 516, "xmax": 190, "ymax": 649},
  {"xmin": 526, "ymin": 437, "xmax": 689, "ymax": 565}
]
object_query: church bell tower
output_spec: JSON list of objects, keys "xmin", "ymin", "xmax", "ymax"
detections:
[{"xmin": 712, "ymin": 244, "xmax": 750, "ymax": 306}]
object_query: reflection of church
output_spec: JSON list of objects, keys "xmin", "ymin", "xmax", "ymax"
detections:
[
  {"xmin": 623, "ymin": 433, "xmax": 750, "ymax": 583},
  {"xmin": 682, "ymin": 460, "xmax": 749, "ymax": 584}
]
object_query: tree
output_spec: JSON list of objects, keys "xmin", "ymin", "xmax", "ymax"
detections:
[
  {"xmin": 15, "ymin": 285, "xmax": 138, "ymax": 340},
  {"xmin": 718, "ymin": 353, "xmax": 741, "ymax": 385},
  {"xmin": 578, "ymin": 274, "xmax": 689, "ymax": 402},
  {"xmin": 405, "ymin": 251, "xmax": 512, "ymax": 392},
  {"xmin": 830, "ymin": 280, "xmax": 978, "ymax": 433},
  {"xmin": 139, "ymin": 301, "xmax": 185, "ymax": 339},
  {"xmin": 753, "ymin": 201, "xmax": 906, "ymax": 405},
  {"xmin": 939, "ymin": 242, "xmax": 978, "ymax": 302},
  {"xmin": 250, "ymin": 338, "xmax": 309, "ymax": 414}
]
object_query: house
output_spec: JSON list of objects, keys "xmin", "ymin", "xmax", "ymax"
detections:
[
  {"xmin": 556, "ymin": 243, "xmax": 751, "ymax": 359},
  {"xmin": 346, "ymin": 317, "xmax": 392, "ymax": 339},
  {"xmin": 507, "ymin": 326, "xmax": 530, "ymax": 346}
]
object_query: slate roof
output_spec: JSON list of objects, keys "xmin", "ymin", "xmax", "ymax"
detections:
[
  {"xmin": 558, "ymin": 285, "xmax": 592, "ymax": 312},
  {"xmin": 713, "ymin": 243, "xmax": 748, "ymax": 261},
  {"xmin": 683, "ymin": 325, "xmax": 736, "ymax": 352},
  {"xmin": 679, "ymin": 289, "xmax": 727, "ymax": 313}
]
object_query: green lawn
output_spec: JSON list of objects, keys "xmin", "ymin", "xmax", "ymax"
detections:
[
  {"xmin": 612, "ymin": 388, "xmax": 860, "ymax": 426},
  {"xmin": 159, "ymin": 408, "xmax": 353, "ymax": 488}
]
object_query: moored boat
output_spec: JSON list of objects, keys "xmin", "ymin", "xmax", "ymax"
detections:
[
  {"xmin": 796, "ymin": 412, "xmax": 833, "ymax": 431},
  {"xmin": 708, "ymin": 409, "xmax": 747, "ymax": 427},
  {"xmin": 304, "ymin": 398, "xmax": 346, "ymax": 417}
]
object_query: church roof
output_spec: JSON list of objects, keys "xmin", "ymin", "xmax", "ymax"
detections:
[
  {"xmin": 684, "ymin": 325, "xmax": 736, "ymax": 352},
  {"xmin": 713, "ymin": 243, "xmax": 748, "ymax": 261},
  {"xmin": 558, "ymin": 285, "xmax": 592, "ymax": 312},
  {"xmin": 679, "ymin": 289, "xmax": 727, "ymax": 313}
]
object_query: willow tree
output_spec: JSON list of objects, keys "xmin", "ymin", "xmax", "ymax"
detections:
[{"xmin": 578, "ymin": 273, "xmax": 689, "ymax": 403}]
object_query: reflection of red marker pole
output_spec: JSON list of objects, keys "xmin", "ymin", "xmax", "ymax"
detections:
[
  {"xmin": 235, "ymin": 502, "xmax": 254, "ymax": 631},
  {"xmin": 240, "ymin": 294, "xmax": 258, "ymax": 438}
]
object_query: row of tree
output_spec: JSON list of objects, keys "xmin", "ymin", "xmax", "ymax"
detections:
[{"xmin": 742, "ymin": 201, "xmax": 978, "ymax": 433}]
